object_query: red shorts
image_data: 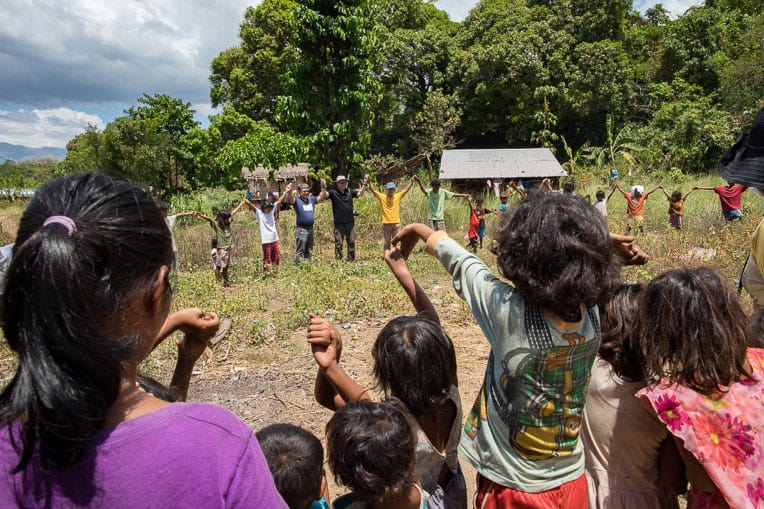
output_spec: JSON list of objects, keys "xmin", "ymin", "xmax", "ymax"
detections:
[
  {"xmin": 262, "ymin": 241, "xmax": 280, "ymax": 269},
  {"xmin": 475, "ymin": 473, "xmax": 587, "ymax": 509}
]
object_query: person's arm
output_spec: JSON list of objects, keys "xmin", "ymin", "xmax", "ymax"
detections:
[
  {"xmin": 508, "ymin": 181, "xmax": 526, "ymax": 199},
  {"xmin": 384, "ymin": 248, "xmax": 439, "ymax": 325},
  {"xmin": 610, "ymin": 233, "xmax": 649, "ymax": 265},
  {"xmin": 606, "ymin": 187, "xmax": 617, "ymax": 201},
  {"xmin": 415, "ymin": 175, "xmax": 427, "ymax": 195},
  {"xmin": 540, "ymin": 178, "xmax": 554, "ymax": 193},
  {"xmin": 391, "ymin": 223, "xmax": 437, "ymax": 259},
  {"xmin": 173, "ymin": 211, "xmax": 196, "ymax": 219},
  {"xmin": 308, "ymin": 313, "xmax": 370, "ymax": 410},
  {"xmin": 274, "ymin": 183, "xmax": 292, "ymax": 206},
  {"xmin": 355, "ymin": 181, "xmax": 366, "ymax": 198},
  {"xmin": 658, "ymin": 436, "xmax": 688, "ymax": 503},
  {"xmin": 154, "ymin": 308, "xmax": 220, "ymax": 401},
  {"xmin": 401, "ymin": 176, "xmax": 415, "ymax": 196},
  {"xmin": 317, "ymin": 179, "xmax": 329, "ymax": 203},
  {"xmin": 659, "ymin": 187, "xmax": 671, "ymax": 199},
  {"xmin": 693, "ymin": 186, "xmax": 715, "ymax": 191},
  {"xmin": 192, "ymin": 211, "xmax": 215, "ymax": 225},
  {"xmin": 682, "ymin": 188, "xmax": 697, "ymax": 201},
  {"xmin": 230, "ymin": 199, "xmax": 247, "ymax": 217},
  {"xmin": 644, "ymin": 186, "xmax": 662, "ymax": 198},
  {"xmin": 364, "ymin": 174, "xmax": 376, "ymax": 195}
]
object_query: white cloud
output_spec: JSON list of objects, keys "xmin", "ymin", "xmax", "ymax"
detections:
[{"xmin": 0, "ymin": 108, "xmax": 103, "ymax": 148}]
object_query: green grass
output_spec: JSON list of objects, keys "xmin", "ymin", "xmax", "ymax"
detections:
[{"xmin": 1, "ymin": 173, "xmax": 763, "ymax": 384}]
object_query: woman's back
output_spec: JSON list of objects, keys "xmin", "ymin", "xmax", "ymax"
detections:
[{"xmin": 0, "ymin": 403, "xmax": 284, "ymax": 508}]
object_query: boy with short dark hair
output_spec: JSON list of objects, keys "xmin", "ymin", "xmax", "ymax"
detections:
[{"xmin": 256, "ymin": 424, "xmax": 329, "ymax": 509}]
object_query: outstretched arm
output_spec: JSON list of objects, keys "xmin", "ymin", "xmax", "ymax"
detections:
[
  {"xmin": 644, "ymin": 186, "xmax": 662, "ymax": 198},
  {"xmin": 384, "ymin": 248, "xmax": 439, "ymax": 325},
  {"xmin": 173, "ymin": 211, "xmax": 196, "ymax": 219},
  {"xmin": 508, "ymin": 182, "xmax": 526, "ymax": 199},
  {"xmin": 192, "ymin": 211, "xmax": 215, "ymax": 225},
  {"xmin": 308, "ymin": 314, "xmax": 369, "ymax": 410},
  {"xmin": 402, "ymin": 176, "xmax": 416, "ymax": 195},
  {"xmin": 231, "ymin": 199, "xmax": 247, "ymax": 217},
  {"xmin": 540, "ymin": 178, "xmax": 554, "ymax": 193},
  {"xmin": 693, "ymin": 186, "xmax": 715, "ymax": 191},
  {"xmin": 355, "ymin": 181, "xmax": 366, "ymax": 198},
  {"xmin": 682, "ymin": 188, "xmax": 697, "ymax": 201},
  {"xmin": 606, "ymin": 187, "xmax": 618, "ymax": 201},
  {"xmin": 659, "ymin": 186, "xmax": 671, "ymax": 199}
]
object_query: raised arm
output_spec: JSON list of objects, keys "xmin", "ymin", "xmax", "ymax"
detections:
[
  {"xmin": 173, "ymin": 211, "xmax": 196, "ymax": 219},
  {"xmin": 231, "ymin": 199, "xmax": 247, "ymax": 216},
  {"xmin": 317, "ymin": 179, "xmax": 329, "ymax": 203},
  {"xmin": 644, "ymin": 186, "xmax": 662, "ymax": 198},
  {"xmin": 384, "ymin": 248, "xmax": 439, "ymax": 325},
  {"xmin": 659, "ymin": 187, "xmax": 671, "ymax": 199},
  {"xmin": 415, "ymin": 174, "xmax": 427, "ymax": 195},
  {"xmin": 508, "ymin": 181, "xmax": 526, "ymax": 199},
  {"xmin": 402, "ymin": 176, "xmax": 416, "ymax": 195},
  {"xmin": 364, "ymin": 174, "xmax": 376, "ymax": 194},
  {"xmin": 355, "ymin": 180, "xmax": 366, "ymax": 198},
  {"xmin": 391, "ymin": 223, "xmax": 436, "ymax": 259},
  {"xmin": 274, "ymin": 182, "xmax": 292, "ymax": 206},
  {"xmin": 682, "ymin": 188, "xmax": 698, "ymax": 201},
  {"xmin": 308, "ymin": 313, "xmax": 370, "ymax": 410}
]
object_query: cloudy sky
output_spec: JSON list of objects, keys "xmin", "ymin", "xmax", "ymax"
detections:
[{"xmin": 0, "ymin": 0, "xmax": 702, "ymax": 149}]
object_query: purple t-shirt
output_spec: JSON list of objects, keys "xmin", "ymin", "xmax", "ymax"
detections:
[{"xmin": 0, "ymin": 403, "xmax": 287, "ymax": 508}]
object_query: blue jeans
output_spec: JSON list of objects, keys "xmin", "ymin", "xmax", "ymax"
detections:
[
  {"xmin": 295, "ymin": 227, "xmax": 314, "ymax": 265},
  {"xmin": 724, "ymin": 209, "xmax": 742, "ymax": 221}
]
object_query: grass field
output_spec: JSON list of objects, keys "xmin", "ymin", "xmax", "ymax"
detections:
[{"xmin": 1, "ymin": 172, "xmax": 763, "ymax": 389}]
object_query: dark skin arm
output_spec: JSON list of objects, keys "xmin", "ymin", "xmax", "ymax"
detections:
[{"xmin": 384, "ymin": 248, "xmax": 439, "ymax": 325}]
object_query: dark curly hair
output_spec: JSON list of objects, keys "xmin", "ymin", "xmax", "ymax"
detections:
[
  {"xmin": 636, "ymin": 268, "xmax": 752, "ymax": 394},
  {"xmin": 598, "ymin": 283, "xmax": 644, "ymax": 380},
  {"xmin": 491, "ymin": 191, "xmax": 618, "ymax": 315},
  {"xmin": 372, "ymin": 315, "xmax": 457, "ymax": 415},
  {"xmin": 326, "ymin": 400, "xmax": 415, "ymax": 505}
]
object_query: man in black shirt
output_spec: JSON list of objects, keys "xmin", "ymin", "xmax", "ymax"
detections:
[{"xmin": 327, "ymin": 175, "xmax": 365, "ymax": 261}]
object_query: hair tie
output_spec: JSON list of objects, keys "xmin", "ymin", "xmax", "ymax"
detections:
[{"xmin": 42, "ymin": 215, "xmax": 77, "ymax": 237}]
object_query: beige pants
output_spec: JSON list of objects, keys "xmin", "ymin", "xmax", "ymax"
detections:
[{"xmin": 382, "ymin": 223, "xmax": 400, "ymax": 250}]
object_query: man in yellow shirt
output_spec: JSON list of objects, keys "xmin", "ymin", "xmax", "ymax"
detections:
[{"xmin": 365, "ymin": 174, "xmax": 416, "ymax": 250}]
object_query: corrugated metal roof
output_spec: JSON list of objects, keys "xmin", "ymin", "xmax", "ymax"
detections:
[
  {"xmin": 439, "ymin": 148, "xmax": 567, "ymax": 179},
  {"xmin": 242, "ymin": 163, "xmax": 310, "ymax": 180}
]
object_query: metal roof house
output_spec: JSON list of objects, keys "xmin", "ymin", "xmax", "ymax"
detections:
[{"xmin": 439, "ymin": 148, "xmax": 567, "ymax": 180}]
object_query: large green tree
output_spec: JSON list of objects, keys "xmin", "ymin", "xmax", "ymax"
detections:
[
  {"xmin": 275, "ymin": 0, "xmax": 382, "ymax": 178},
  {"xmin": 209, "ymin": 0, "xmax": 298, "ymax": 122}
]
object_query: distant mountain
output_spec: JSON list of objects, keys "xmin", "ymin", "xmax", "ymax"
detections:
[{"xmin": 0, "ymin": 143, "xmax": 66, "ymax": 163}]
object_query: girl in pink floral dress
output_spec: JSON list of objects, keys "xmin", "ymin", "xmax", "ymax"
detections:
[{"xmin": 635, "ymin": 268, "xmax": 764, "ymax": 509}]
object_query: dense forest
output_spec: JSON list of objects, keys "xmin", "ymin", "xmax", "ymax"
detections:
[{"xmin": 53, "ymin": 0, "xmax": 762, "ymax": 195}]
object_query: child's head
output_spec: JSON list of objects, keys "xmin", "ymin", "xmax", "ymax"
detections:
[
  {"xmin": 670, "ymin": 190, "xmax": 682, "ymax": 202},
  {"xmin": 211, "ymin": 237, "xmax": 218, "ymax": 249},
  {"xmin": 491, "ymin": 191, "xmax": 617, "ymax": 315},
  {"xmin": 262, "ymin": 200, "xmax": 275, "ymax": 213},
  {"xmin": 563, "ymin": 180, "xmax": 575, "ymax": 193},
  {"xmin": 596, "ymin": 190, "xmax": 605, "ymax": 201},
  {"xmin": 475, "ymin": 197, "xmax": 484, "ymax": 205},
  {"xmin": 2, "ymin": 174, "xmax": 173, "ymax": 469},
  {"xmin": 598, "ymin": 283, "xmax": 644, "ymax": 377},
  {"xmin": 326, "ymin": 400, "xmax": 415, "ymax": 505},
  {"xmin": 256, "ymin": 424, "xmax": 324, "ymax": 509},
  {"xmin": 636, "ymin": 268, "xmax": 751, "ymax": 394},
  {"xmin": 500, "ymin": 194, "xmax": 508, "ymax": 204},
  {"xmin": 216, "ymin": 209, "xmax": 232, "ymax": 226},
  {"xmin": 630, "ymin": 185, "xmax": 644, "ymax": 199},
  {"xmin": 372, "ymin": 316, "xmax": 456, "ymax": 415}
]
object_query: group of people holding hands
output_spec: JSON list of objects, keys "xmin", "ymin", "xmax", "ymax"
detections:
[{"xmin": 1, "ymin": 109, "xmax": 763, "ymax": 508}]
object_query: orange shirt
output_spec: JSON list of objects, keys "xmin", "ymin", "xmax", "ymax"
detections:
[{"xmin": 622, "ymin": 192, "xmax": 647, "ymax": 216}]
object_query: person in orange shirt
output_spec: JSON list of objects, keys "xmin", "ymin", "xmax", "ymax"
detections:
[
  {"xmin": 365, "ymin": 174, "xmax": 416, "ymax": 250},
  {"xmin": 614, "ymin": 183, "xmax": 661, "ymax": 234}
]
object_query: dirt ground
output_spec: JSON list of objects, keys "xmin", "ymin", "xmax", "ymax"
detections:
[{"xmin": 185, "ymin": 280, "xmax": 489, "ymax": 500}]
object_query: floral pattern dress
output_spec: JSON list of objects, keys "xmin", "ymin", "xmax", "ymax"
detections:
[{"xmin": 638, "ymin": 348, "xmax": 764, "ymax": 509}]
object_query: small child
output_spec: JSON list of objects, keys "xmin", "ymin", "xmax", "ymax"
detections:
[
  {"xmin": 327, "ymin": 400, "xmax": 429, "ymax": 509},
  {"xmin": 592, "ymin": 188, "xmax": 617, "ymax": 217},
  {"xmin": 194, "ymin": 202, "xmax": 246, "ymax": 287},
  {"xmin": 256, "ymin": 423, "xmax": 330, "ymax": 509},
  {"xmin": 497, "ymin": 194, "xmax": 509, "ymax": 213},
  {"xmin": 659, "ymin": 188, "xmax": 696, "ymax": 229},
  {"xmin": 636, "ymin": 268, "xmax": 764, "ymax": 508},
  {"xmin": 614, "ymin": 183, "xmax": 661, "ymax": 234},
  {"xmin": 582, "ymin": 284, "xmax": 682, "ymax": 508},
  {"xmin": 309, "ymin": 248, "xmax": 465, "ymax": 508},
  {"xmin": 391, "ymin": 191, "xmax": 625, "ymax": 507},
  {"xmin": 244, "ymin": 184, "xmax": 291, "ymax": 275}
]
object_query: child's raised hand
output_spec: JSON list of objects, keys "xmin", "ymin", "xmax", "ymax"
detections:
[
  {"xmin": 392, "ymin": 225, "xmax": 423, "ymax": 259},
  {"xmin": 307, "ymin": 313, "xmax": 342, "ymax": 370},
  {"xmin": 384, "ymin": 248, "xmax": 409, "ymax": 275}
]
